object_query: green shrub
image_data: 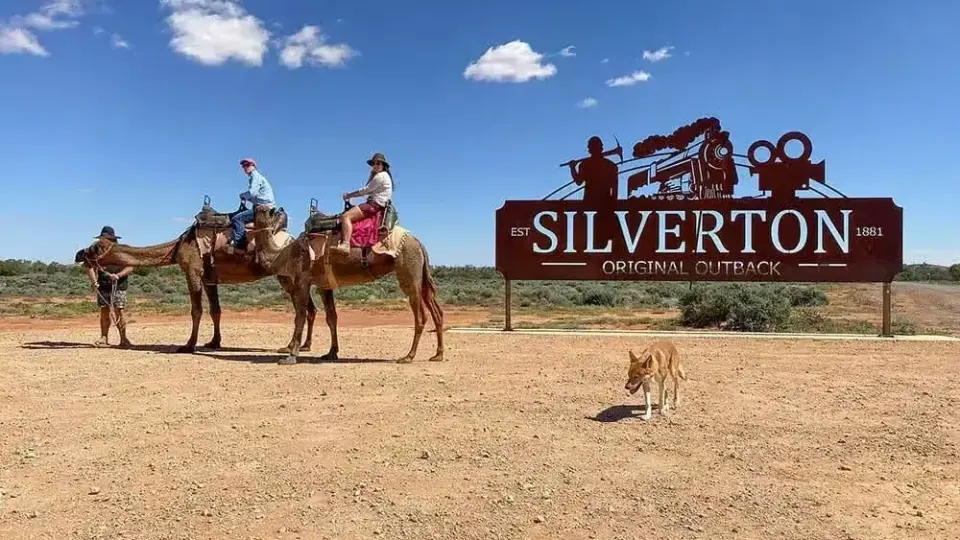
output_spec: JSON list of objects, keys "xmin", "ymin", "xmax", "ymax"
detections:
[
  {"xmin": 580, "ymin": 286, "xmax": 619, "ymax": 307},
  {"xmin": 727, "ymin": 287, "xmax": 791, "ymax": 331},
  {"xmin": 679, "ymin": 283, "xmax": 798, "ymax": 331},
  {"xmin": 781, "ymin": 285, "xmax": 828, "ymax": 307},
  {"xmin": 678, "ymin": 286, "xmax": 734, "ymax": 329}
]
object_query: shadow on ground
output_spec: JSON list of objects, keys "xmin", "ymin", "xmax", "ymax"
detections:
[
  {"xmin": 587, "ymin": 404, "xmax": 658, "ymax": 423},
  {"xmin": 20, "ymin": 341, "xmax": 272, "ymax": 353},
  {"xmin": 195, "ymin": 352, "xmax": 396, "ymax": 365}
]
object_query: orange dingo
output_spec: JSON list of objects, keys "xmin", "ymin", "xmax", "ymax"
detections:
[{"xmin": 624, "ymin": 340, "xmax": 687, "ymax": 420}]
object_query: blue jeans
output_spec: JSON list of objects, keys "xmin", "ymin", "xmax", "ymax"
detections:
[{"xmin": 230, "ymin": 208, "xmax": 255, "ymax": 243}]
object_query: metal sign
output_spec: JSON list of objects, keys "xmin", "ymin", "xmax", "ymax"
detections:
[{"xmin": 495, "ymin": 118, "xmax": 903, "ymax": 283}]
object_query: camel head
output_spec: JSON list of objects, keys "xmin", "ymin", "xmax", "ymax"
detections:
[
  {"xmin": 74, "ymin": 237, "xmax": 117, "ymax": 267},
  {"xmin": 253, "ymin": 205, "xmax": 288, "ymax": 235}
]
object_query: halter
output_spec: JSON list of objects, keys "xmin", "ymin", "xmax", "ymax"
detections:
[{"xmin": 81, "ymin": 240, "xmax": 116, "ymax": 273}]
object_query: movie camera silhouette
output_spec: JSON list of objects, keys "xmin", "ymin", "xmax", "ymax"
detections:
[{"xmin": 746, "ymin": 131, "xmax": 826, "ymax": 200}]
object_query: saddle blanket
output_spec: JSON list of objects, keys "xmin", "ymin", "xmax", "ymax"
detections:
[
  {"xmin": 350, "ymin": 210, "xmax": 383, "ymax": 248},
  {"xmin": 196, "ymin": 228, "xmax": 293, "ymax": 259},
  {"xmin": 306, "ymin": 225, "xmax": 408, "ymax": 263}
]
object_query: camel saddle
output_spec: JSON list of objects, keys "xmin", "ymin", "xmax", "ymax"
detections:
[
  {"xmin": 303, "ymin": 200, "xmax": 398, "ymax": 235},
  {"xmin": 190, "ymin": 197, "xmax": 290, "ymax": 285},
  {"xmin": 300, "ymin": 200, "xmax": 405, "ymax": 287}
]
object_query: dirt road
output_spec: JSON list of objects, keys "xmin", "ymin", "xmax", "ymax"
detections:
[{"xmin": 1, "ymin": 323, "xmax": 957, "ymax": 539}]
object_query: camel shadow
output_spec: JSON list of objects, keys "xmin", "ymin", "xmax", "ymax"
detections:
[
  {"xmin": 20, "ymin": 341, "xmax": 275, "ymax": 354},
  {"xmin": 195, "ymin": 352, "xmax": 395, "ymax": 365},
  {"xmin": 21, "ymin": 341, "xmax": 95, "ymax": 350},
  {"xmin": 587, "ymin": 404, "xmax": 661, "ymax": 423}
]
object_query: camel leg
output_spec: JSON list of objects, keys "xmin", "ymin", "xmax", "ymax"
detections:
[
  {"xmin": 302, "ymin": 289, "xmax": 316, "ymax": 352},
  {"xmin": 318, "ymin": 289, "xmax": 339, "ymax": 361},
  {"xmin": 395, "ymin": 270, "xmax": 425, "ymax": 364},
  {"xmin": 276, "ymin": 277, "xmax": 315, "ymax": 354},
  {"xmin": 422, "ymin": 276, "xmax": 445, "ymax": 362},
  {"xmin": 279, "ymin": 278, "xmax": 311, "ymax": 365},
  {"xmin": 177, "ymin": 279, "xmax": 204, "ymax": 354},
  {"xmin": 202, "ymin": 284, "xmax": 222, "ymax": 350}
]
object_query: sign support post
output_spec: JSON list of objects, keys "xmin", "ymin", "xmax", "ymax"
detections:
[
  {"xmin": 503, "ymin": 279, "xmax": 513, "ymax": 331},
  {"xmin": 881, "ymin": 282, "xmax": 893, "ymax": 337}
]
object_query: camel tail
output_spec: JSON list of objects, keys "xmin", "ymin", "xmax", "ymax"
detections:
[
  {"xmin": 418, "ymin": 238, "xmax": 443, "ymax": 332},
  {"xmin": 420, "ymin": 239, "xmax": 438, "ymax": 300},
  {"xmin": 677, "ymin": 364, "xmax": 688, "ymax": 380}
]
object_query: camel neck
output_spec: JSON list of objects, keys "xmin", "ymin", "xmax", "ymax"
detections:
[{"xmin": 101, "ymin": 239, "xmax": 182, "ymax": 267}]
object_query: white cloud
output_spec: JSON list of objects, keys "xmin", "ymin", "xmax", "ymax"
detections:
[
  {"xmin": 577, "ymin": 97, "xmax": 598, "ymax": 108},
  {"xmin": 600, "ymin": 57, "xmax": 609, "ymax": 64},
  {"xmin": 606, "ymin": 70, "xmax": 651, "ymax": 87},
  {"xmin": 160, "ymin": 0, "xmax": 270, "ymax": 67},
  {"xmin": 278, "ymin": 25, "xmax": 357, "ymax": 69},
  {"xmin": 9, "ymin": 0, "xmax": 83, "ymax": 31},
  {"xmin": 92, "ymin": 26, "xmax": 104, "ymax": 35},
  {"xmin": 558, "ymin": 45, "xmax": 575, "ymax": 57},
  {"xmin": 463, "ymin": 40, "xmax": 557, "ymax": 83},
  {"xmin": 642, "ymin": 45, "xmax": 674, "ymax": 62},
  {"xmin": 0, "ymin": 27, "xmax": 49, "ymax": 56},
  {"xmin": 0, "ymin": 0, "xmax": 84, "ymax": 56},
  {"xmin": 111, "ymin": 33, "xmax": 130, "ymax": 49}
]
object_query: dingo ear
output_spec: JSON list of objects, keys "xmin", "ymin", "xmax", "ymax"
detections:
[{"xmin": 629, "ymin": 350, "xmax": 639, "ymax": 363}]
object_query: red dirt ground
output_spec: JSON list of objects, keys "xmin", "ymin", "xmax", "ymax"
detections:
[{"xmin": 1, "ymin": 320, "xmax": 958, "ymax": 539}]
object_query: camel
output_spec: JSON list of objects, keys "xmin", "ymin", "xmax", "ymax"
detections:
[
  {"xmin": 249, "ymin": 204, "xmax": 444, "ymax": 365},
  {"xmin": 74, "ymin": 203, "xmax": 317, "ymax": 354}
]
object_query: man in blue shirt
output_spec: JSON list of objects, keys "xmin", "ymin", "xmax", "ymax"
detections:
[{"xmin": 231, "ymin": 158, "xmax": 276, "ymax": 249}]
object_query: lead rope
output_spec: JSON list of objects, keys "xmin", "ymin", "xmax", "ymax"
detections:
[{"xmin": 93, "ymin": 276, "xmax": 120, "ymax": 332}]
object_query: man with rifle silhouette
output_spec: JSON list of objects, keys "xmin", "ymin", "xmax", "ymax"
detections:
[{"xmin": 566, "ymin": 136, "xmax": 620, "ymax": 204}]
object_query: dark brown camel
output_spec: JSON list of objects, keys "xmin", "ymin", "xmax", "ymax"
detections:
[{"xmin": 74, "ymin": 212, "xmax": 317, "ymax": 353}]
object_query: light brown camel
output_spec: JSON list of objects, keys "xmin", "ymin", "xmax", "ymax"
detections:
[
  {"xmin": 250, "ymin": 205, "xmax": 444, "ymax": 365},
  {"xmin": 74, "ymin": 208, "xmax": 317, "ymax": 354}
]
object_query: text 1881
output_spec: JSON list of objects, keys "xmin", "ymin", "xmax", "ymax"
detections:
[{"xmin": 856, "ymin": 226, "xmax": 883, "ymax": 237}]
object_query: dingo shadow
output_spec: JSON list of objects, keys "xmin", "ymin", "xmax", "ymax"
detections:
[
  {"xmin": 587, "ymin": 404, "xmax": 660, "ymax": 423},
  {"xmin": 195, "ymin": 352, "xmax": 395, "ymax": 365}
]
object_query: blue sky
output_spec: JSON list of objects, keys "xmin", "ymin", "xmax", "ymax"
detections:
[{"xmin": 1, "ymin": 0, "xmax": 958, "ymax": 266}]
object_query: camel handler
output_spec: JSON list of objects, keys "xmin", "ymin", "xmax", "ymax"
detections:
[
  {"xmin": 84, "ymin": 226, "xmax": 134, "ymax": 349},
  {"xmin": 337, "ymin": 152, "xmax": 394, "ymax": 254},
  {"xmin": 230, "ymin": 158, "xmax": 276, "ymax": 250}
]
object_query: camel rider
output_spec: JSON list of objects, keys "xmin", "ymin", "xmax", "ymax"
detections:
[
  {"xmin": 230, "ymin": 158, "xmax": 276, "ymax": 249},
  {"xmin": 337, "ymin": 152, "xmax": 393, "ymax": 254}
]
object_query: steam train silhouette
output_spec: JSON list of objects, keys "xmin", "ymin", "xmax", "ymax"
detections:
[{"xmin": 625, "ymin": 128, "xmax": 826, "ymax": 202}]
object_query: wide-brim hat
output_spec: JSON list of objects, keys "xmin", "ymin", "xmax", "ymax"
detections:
[
  {"xmin": 366, "ymin": 152, "xmax": 389, "ymax": 169},
  {"xmin": 95, "ymin": 225, "xmax": 121, "ymax": 241}
]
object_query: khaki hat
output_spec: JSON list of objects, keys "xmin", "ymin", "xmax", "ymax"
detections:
[{"xmin": 366, "ymin": 152, "xmax": 390, "ymax": 169}]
